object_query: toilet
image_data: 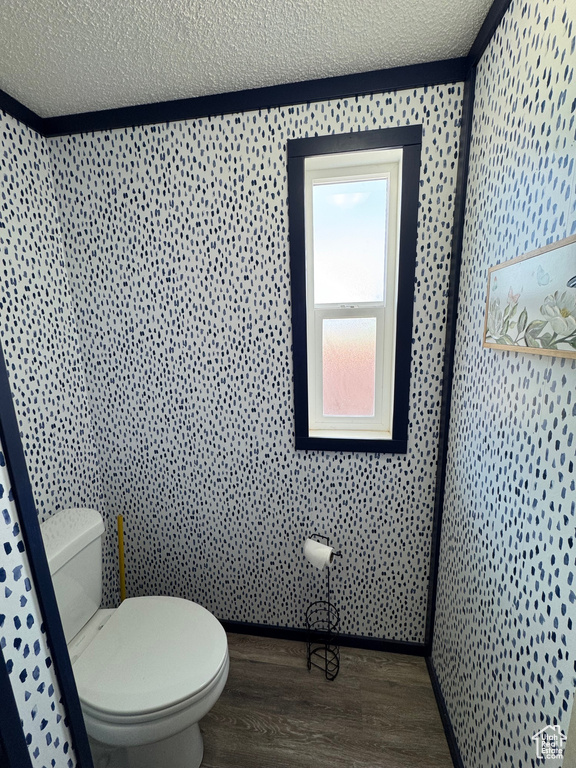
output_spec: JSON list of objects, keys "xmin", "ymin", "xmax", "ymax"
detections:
[{"xmin": 40, "ymin": 508, "xmax": 229, "ymax": 768}]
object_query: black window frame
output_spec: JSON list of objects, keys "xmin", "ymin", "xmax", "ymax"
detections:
[{"xmin": 287, "ymin": 126, "xmax": 422, "ymax": 453}]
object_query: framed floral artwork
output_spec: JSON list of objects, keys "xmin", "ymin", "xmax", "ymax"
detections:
[{"xmin": 483, "ymin": 234, "xmax": 576, "ymax": 359}]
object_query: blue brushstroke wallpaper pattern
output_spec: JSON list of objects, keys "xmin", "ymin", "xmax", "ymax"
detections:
[
  {"xmin": 0, "ymin": 111, "xmax": 100, "ymax": 518},
  {"xmin": 432, "ymin": 0, "xmax": 576, "ymax": 765},
  {"xmin": 1, "ymin": 0, "xmax": 573, "ymax": 764},
  {"xmin": 0, "ymin": 438, "xmax": 76, "ymax": 767},
  {"xmin": 48, "ymin": 86, "xmax": 464, "ymax": 641}
]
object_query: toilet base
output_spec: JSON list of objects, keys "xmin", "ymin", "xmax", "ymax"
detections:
[
  {"xmin": 88, "ymin": 736, "xmax": 128, "ymax": 768},
  {"xmin": 89, "ymin": 723, "xmax": 203, "ymax": 768},
  {"xmin": 126, "ymin": 723, "xmax": 203, "ymax": 768}
]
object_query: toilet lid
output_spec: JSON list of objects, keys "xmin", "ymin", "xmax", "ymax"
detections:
[{"xmin": 73, "ymin": 596, "xmax": 228, "ymax": 716}]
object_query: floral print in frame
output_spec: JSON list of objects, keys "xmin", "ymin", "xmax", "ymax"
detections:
[{"xmin": 483, "ymin": 234, "xmax": 576, "ymax": 359}]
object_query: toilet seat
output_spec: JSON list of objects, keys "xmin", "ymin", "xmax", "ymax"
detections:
[
  {"xmin": 80, "ymin": 656, "xmax": 229, "ymax": 724},
  {"xmin": 73, "ymin": 596, "xmax": 228, "ymax": 718}
]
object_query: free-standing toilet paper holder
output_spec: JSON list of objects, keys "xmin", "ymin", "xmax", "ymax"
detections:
[{"xmin": 305, "ymin": 533, "xmax": 342, "ymax": 681}]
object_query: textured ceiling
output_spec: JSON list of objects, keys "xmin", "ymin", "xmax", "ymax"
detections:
[{"xmin": 0, "ymin": 0, "xmax": 493, "ymax": 119}]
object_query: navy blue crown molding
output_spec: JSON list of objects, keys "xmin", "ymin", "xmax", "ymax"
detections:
[
  {"xmin": 0, "ymin": 343, "xmax": 94, "ymax": 768},
  {"xmin": 0, "ymin": 87, "xmax": 43, "ymax": 135},
  {"xmin": 468, "ymin": 0, "xmax": 513, "ymax": 65},
  {"xmin": 1, "ymin": 57, "xmax": 468, "ymax": 138},
  {"xmin": 0, "ymin": 0, "xmax": 513, "ymax": 138},
  {"xmin": 43, "ymin": 57, "xmax": 469, "ymax": 137}
]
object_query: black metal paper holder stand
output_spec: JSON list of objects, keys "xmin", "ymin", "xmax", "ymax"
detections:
[{"xmin": 305, "ymin": 534, "xmax": 342, "ymax": 681}]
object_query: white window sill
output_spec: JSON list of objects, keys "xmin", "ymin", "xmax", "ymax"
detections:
[{"xmin": 309, "ymin": 429, "xmax": 393, "ymax": 441}]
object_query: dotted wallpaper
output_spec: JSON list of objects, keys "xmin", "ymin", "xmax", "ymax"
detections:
[
  {"xmin": 47, "ymin": 86, "xmax": 464, "ymax": 641},
  {"xmin": 2, "ymin": 0, "xmax": 574, "ymax": 761},
  {"xmin": 0, "ymin": 438, "xmax": 76, "ymax": 767},
  {"xmin": 0, "ymin": 110, "xmax": 101, "ymax": 520},
  {"xmin": 432, "ymin": 1, "xmax": 576, "ymax": 767}
]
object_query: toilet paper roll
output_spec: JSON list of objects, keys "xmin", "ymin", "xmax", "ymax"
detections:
[{"xmin": 304, "ymin": 538, "xmax": 334, "ymax": 570}]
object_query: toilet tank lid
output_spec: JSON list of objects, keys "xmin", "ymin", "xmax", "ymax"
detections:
[{"xmin": 41, "ymin": 508, "xmax": 105, "ymax": 575}]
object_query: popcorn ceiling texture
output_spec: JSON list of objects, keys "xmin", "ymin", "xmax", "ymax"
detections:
[
  {"xmin": 0, "ymin": 0, "xmax": 492, "ymax": 117},
  {"xmin": 432, "ymin": 0, "xmax": 576, "ymax": 765}
]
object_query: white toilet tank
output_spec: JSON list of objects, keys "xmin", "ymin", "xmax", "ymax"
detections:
[{"xmin": 41, "ymin": 508, "xmax": 106, "ymax": 643}]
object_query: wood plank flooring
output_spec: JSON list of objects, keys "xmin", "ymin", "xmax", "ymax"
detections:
[{"xmin": 201, "ymin": 634, "xmax": 453, "ymax": 768}]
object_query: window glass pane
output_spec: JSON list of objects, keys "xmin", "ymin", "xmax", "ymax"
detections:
[
  {"xmin": 313, "ymin": 179, "xmax": 388, "ymax": 305},
  {"xmin": 322, "ymin": 317, "xmax": 376, "ymax": 417}
]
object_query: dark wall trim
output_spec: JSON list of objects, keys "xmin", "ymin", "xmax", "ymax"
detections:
[
  {"xmin": 0, "ymin": 343, "xmax": 94, "ymax": 768},
  {"xmin": 0, "ymin": 645, "xmax": 33, "ymax": 768},
  {"xmin": 0, "ymin": 58, "xmax": 467, "ymax": 139},
  {"xmin": 0, "ymin": 0, "xmax": 509, "ymax": 138},
  {"xmin": 425, "ymin": 67, "xmax": 477, "ymax": 654},
  {"xmin": 287, "ymin": 125, "xmax": 422, "ymax": 158},
  {"xmin": 426, "ymin": 0, "xmax": 509, "ymax": 650},
  {"xmin": 423, "ymin": 0, "xmax": 512, "ymax": 746},
  {"xmin": 468, "ymin": 0, "xmax": 514, "ymax": 65},
  {"xmin": 43, "ymin": 57, "xmax": 467, "ymax": 137},
  {"xmin": 0, "ymin": 87, "xmax": 43, "ymax": 135},
  {"xmin": 288, "ymin": 126, "xmax": 422, "ymax": 454},
  {"xmin": 426, "ymin": 657, "xmax": 465, "ymax": 768},
  {"xmin": 221, "ymin": 619, "xmax": 426, "ymax": 656}
]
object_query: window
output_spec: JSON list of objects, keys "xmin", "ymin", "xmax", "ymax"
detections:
[{"xmin": 288, "ymin": 127, "xmax": 422, "ymax": 452}]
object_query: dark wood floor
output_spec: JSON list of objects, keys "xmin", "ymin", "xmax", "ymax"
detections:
[{"xmin": 201, "ymin": 634, "xmax": 453, "ymax": 768}]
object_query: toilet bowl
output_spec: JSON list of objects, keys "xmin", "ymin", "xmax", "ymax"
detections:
[
  {"xmin": 41, "ymin": 509, "xmax": 229, "ymax": 768},
  {"xmin": 75, "ymin": 596, "xmax": 229, "ymax": 768}
]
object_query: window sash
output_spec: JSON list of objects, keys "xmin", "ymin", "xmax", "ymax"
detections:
[
  {"xmin": 304, "ymin": 153, "xmax": 401, "ymax": 438},
  {"xmin": 287, "ymin": 125, "xmax": 422, "ymax": 453},
  {"xmin": 309, "ymin": 305, "xmax": 389, "ymax": 431}
]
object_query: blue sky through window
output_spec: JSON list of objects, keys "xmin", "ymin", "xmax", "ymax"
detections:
[{"xmin": 312, "ymin": 178, "xmax": 388, "ymax": 305}]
